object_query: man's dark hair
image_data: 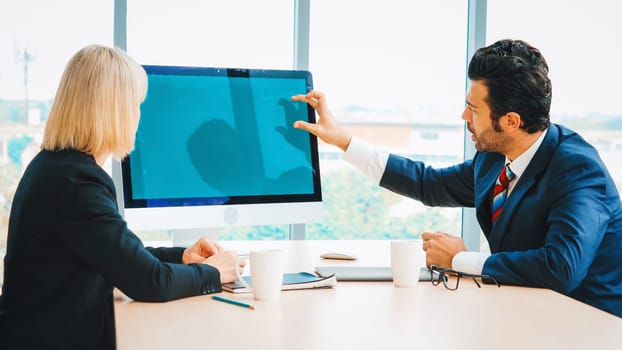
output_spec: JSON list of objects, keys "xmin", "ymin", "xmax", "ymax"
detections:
[{"xmin": 468, "ymin": 39, "xmax": 551, "ymax": 133}]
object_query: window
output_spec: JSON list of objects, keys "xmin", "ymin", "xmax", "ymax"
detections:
[
  {"xmin": 488, "ymin": 0, "xmax": 622, "ymax": 191},
  {"xmin": 126, "ymin": 0, "xmax": 294, "ymax": 241},
  {"xmin": 127, "ymin": 0, "xmax": 293, "ymax": 69},
  {"xmin": 4, "ymin": 1, "xmax": 617, "ymax": 251},
  {"xmin": 306, "ymin": 0, "xmax": 468, "ymax": 239},
  {"xmin": 0, "ymin": 0, "xmax": 113, "ymax": 280}
]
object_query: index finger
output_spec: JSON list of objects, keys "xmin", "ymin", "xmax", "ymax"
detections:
[
  {"xmin": 291, "ymin": 94, "xmax": 319, "ymax": 109},
  {"xmin": 199, "ymin": 237, "xmax": 222, "ymax": 255},
  {"xmin": 291, "ymin": 94, "xmax": 309, "ymax": 102},
  {"xmin": 421, "ymin": 232, "xmax": 442, "ymax": 241},
  {"xmin": 292, "ymin": 90, "xmax": 325, "ymax": 105}
]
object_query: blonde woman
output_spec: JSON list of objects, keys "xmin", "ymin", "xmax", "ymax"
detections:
[{"xmin": 0, "ymin": 45, "xmax": 241, "ymax": 349}]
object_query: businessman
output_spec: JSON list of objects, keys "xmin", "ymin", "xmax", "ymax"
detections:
[{"xmin": 292, "ymin": 39, "xmax": 622, "ymax": 317}]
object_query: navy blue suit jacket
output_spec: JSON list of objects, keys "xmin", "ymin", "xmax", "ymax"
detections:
[
  {"xmin": 0, "ymin": 149, "xmax": 222, "ymax": 349},
  {"xmin": 380, "ymin": 124, "xmax": 622, "ymax": 317}
]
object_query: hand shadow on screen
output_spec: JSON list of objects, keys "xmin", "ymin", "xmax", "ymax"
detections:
[
  {"xmin": 276, "ymin": 98, "xmax": 312, "ymax": 162},
  {"xmin": 187, "ymin": 119, "xmax": 312, "ymax": 196}
]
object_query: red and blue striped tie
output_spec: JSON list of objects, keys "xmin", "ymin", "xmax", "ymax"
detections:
[{"xmin": 492, "ymin": 164, "xmax": 515, "ymax": 223}]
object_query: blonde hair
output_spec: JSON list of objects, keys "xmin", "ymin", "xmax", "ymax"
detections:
[{"xmin": 42, "ymin": 45, "xmax": 147, "ymax": 159}]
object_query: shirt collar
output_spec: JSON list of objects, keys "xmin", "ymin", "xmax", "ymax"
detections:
[{"xmin": 506, "ymin": 128, "xmax": 548, "ymax": 179}]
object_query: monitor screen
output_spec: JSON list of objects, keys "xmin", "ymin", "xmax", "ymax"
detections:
[{"xmin": 112, "ymin": 65, "xmax": 322, "ymax": 232}]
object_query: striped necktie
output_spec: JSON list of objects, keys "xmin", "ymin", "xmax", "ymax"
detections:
[{"xmin": 492, "ymin": 163, "xmax": 515, "ymax": 223}]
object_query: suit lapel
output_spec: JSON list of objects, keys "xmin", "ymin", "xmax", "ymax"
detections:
[{"xmin": 487, "ymin": 125, "xmax": 560, "ymax": 252}]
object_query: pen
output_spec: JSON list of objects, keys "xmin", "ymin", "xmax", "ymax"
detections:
[{"xmin": 212, "ymin": 295, "xmax": 255, "ymax": 310}]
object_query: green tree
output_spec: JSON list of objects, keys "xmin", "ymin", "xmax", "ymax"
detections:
[
  {"xmin": 307, "ymin": 167, "xmax": 461, "ymax": 240},
  {"xmin": 159, "ymin": 166, "xmax": 462, "ymax": 242}
]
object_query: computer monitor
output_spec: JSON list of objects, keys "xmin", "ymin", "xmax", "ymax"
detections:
[{"xmin": 111, "ymin": 65, "xmax": 322, "ymax": 234}]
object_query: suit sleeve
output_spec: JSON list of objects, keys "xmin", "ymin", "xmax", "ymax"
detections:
[
  {"xmin": 482, "ymin": 156, "xmax": 610, "ymax": 294},
  {"xmin": 145, "ymin": 247, "xmax": 185, "ymax": 263},
  {"xmin": 380, "ymin": 154, "xmax": 476, "ymax": 207},
  {"xmin": 56, "ymin": 175, "xmax": 221, "ymax": 302}
]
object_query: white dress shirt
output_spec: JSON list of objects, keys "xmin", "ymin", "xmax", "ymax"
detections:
[{"xmin": 342, "ymin": 129, "xmax": 548, "ymax": 274}]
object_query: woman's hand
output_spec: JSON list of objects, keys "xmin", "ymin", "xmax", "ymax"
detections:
[
  {"xmin": 182, "ymin": 237, "xmax": 223, "ymax": 264},
  {"xmin": 203, "ymin": 252, "xmax": 246, "ymax": 284}
]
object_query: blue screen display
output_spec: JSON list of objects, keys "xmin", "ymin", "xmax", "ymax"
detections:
[{"xmin": 123, "ymin": 66, "xmax": 320, "ymax": 207}]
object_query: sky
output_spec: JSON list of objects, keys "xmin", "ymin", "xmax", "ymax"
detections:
[
  {"xmin": 1, "ymin": 0, "xmax": 620, "ymax": 121},
  {"xmin": 487, "ymin": 0, "xmax": 622, "ymax": 117},
  {"xmin": 0, "ymin": 0, "xmax": 112, "ymax": 101}
]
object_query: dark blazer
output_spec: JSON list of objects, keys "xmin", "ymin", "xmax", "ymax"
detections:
[
  {"xmin": 0, "ymin": 149, "xmax": 222, "ymax": 349},
  {"xmin": 380, "ymin": 124, "xmax": 622, "ymax": 317}
]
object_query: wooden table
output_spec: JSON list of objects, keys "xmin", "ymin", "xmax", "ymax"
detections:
[{"xmin": 115, "ymin": 240, "xmax": 622, "ymax": 349}]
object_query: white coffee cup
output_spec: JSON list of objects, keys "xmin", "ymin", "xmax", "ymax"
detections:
[
  {"xmin": 249, "ymin": 249, "xmax": 285, "ymax": 300},
  {"xmin": 391, "ymin": 239, "xmax": 424, "ymax": 288}
]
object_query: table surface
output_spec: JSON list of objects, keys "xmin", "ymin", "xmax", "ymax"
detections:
[{"xmin": 115, "ymin": 240, "xmax": 622, "ymax": 350}]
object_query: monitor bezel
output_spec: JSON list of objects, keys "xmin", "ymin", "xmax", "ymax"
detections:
[{"xmin": 118, "ymin": 65, "xmax": 322, "ymax": 217}]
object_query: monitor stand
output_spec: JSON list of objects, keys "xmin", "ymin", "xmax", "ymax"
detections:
[{"xmin": 171, "ymin": 228, "xmax": 220, "ymax": 247}]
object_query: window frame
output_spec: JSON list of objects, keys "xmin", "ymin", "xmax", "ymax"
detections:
[{"xmin": 113, "ymin": 0, "xmax": 482, "ymax": 243}]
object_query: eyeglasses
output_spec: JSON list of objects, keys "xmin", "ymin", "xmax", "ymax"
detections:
[{"xmin": 430, "ymin": 265, "xmax": 501, "ymax": 290}]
